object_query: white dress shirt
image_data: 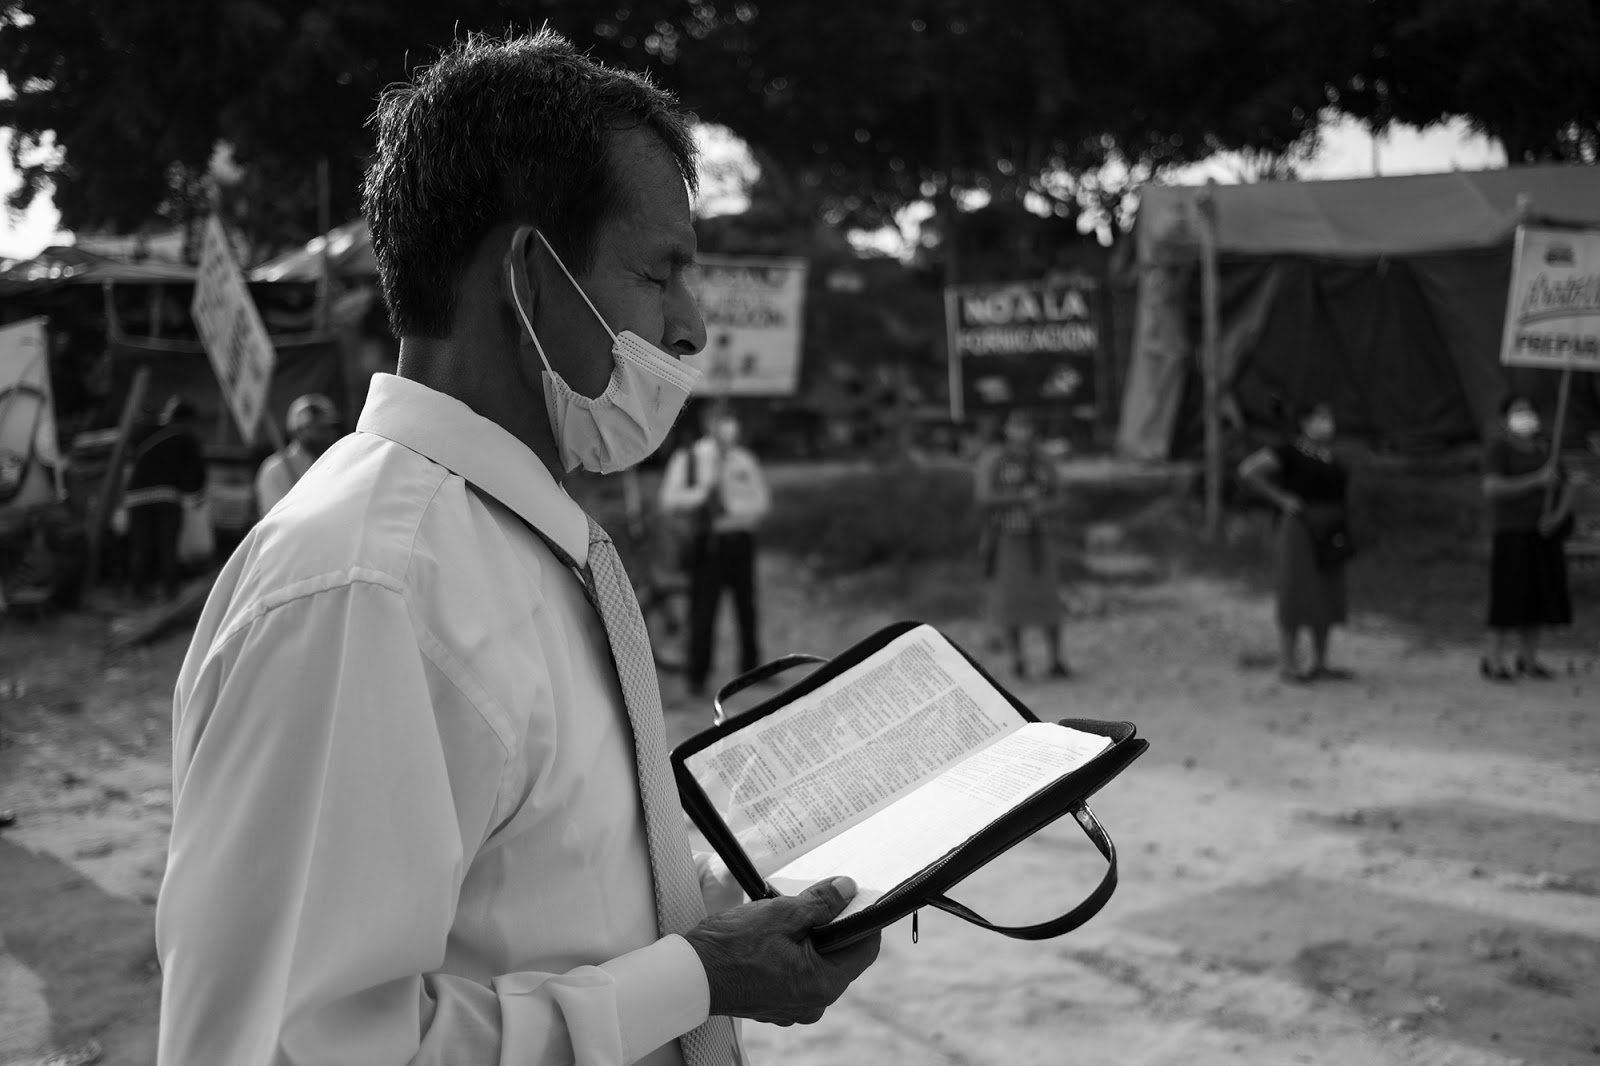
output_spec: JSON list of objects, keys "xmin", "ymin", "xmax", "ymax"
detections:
[
  {"xmin": 658, "ymin": 439, "xmax": 770, "ymax": 534},
  {"xmin": 157, "ymin": 373, "xmax": 715, "ymax": 1066}
]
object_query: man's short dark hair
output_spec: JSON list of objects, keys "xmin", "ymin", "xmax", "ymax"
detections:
[{"xmin": 363, "ymin": 30, "xmax": 698, "ymax": 339}]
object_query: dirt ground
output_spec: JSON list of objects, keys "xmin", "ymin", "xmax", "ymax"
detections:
[{"xmin": 2, "ymin": 524, "xmax": 1598, "ymax": 1065}]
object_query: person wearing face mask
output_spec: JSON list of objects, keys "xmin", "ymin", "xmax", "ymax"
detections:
[
  {"xmin": 154, "ymin": 32, "xmax": 879, "ymax": 1066},
  {"xmin": 1480, "ymin": 394, "xmax": 1574, "ymax": 681},
  {"xmin": 252, "ymin": 392, "xmax": 341, "ymax": 517},
  {"xmin": 659, "ymin": 403, "xmax": 771, "ymax": 698},
  {"xmin": 1238, "ymin": 402, "xmax": 1353, "ymax": 684}
]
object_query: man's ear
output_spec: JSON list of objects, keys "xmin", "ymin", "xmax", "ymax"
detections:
[{"xmin": 502, "ymin": 224, "xmax": 540, "ymax": 339}]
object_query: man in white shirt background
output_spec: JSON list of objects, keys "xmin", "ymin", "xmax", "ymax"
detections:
[
  {"xmin": 156, "ymin": 29, "xmax": 879, "ymax": 1066},
  {"xmin": 252, "ymin": 391, "xmax": 341, "ymax": 517},
  {"xmin": 659, "ymin": 403, "xmax": 771, "ymax": 698}
]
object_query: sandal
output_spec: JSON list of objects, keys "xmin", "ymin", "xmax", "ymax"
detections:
[
  {"xmin": 1515, "ymin": 657, "xmax": 1556, "ymax": 680},
  {"xmin": 1480, "ymin": 658, "xmax": 1514, "ymax": 683}
]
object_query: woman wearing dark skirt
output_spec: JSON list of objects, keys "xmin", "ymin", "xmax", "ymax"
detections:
[
  {"xmin": 1480, "ymin": 395, "xmax": 1575, "ymax": 681},
  {"xmin": 974, "ymin": 410, "xmax": 1071, "ymax": 680},
  {"xmin": 1238, "ymin": 402, "xmax": 1352, "ymax": 684}
]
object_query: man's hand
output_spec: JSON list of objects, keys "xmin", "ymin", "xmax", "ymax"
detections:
[{"xmin": 683, "ymin": 876, "xmax": 882, "ymax": 1026}]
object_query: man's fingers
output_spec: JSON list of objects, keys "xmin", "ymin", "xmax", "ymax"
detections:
[{"xmin": 828, "ymin": 929, "xmax": 881, "ymax": 975}]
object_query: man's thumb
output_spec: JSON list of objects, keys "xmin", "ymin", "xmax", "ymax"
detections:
[{"xmin": 796, "ymin": 876, "xmax": 857, "ymax": 925}]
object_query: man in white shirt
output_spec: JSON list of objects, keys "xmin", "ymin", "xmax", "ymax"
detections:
[
  {"xmin": 253, "ymin": 392, "xmax": 340, "ymax": 517},
  {"xmin": 156, "ymin": 30, "xmax": 879, "ymax": 1066},
  {"xmin": 659, "ymin": 406, "xmax": 771, "ymax": 696}
]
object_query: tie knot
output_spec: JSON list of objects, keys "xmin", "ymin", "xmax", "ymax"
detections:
[{"xmin": 586, "ymin": 515, "xmax": 613, "ymax": 552}]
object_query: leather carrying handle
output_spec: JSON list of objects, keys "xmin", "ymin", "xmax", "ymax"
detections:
[
  {"xmin": 923, "ymin": 803, "xmax": 1118, "ymax": 940},
  {"xmin": 712, "ymin": 654, "xmax": 830, "ymax": 724}
]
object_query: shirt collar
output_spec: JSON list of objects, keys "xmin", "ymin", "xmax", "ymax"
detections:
[{"xmin": 356, "ymin": 373, "xmax": 589, "ymax": 567}]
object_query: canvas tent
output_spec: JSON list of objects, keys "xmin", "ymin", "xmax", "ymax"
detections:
[{"xmin": 1118, "ymin": 164, "xmax": 1600, "ymax": 458}]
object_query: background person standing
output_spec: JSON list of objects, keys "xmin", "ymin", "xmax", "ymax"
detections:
[
  {"xmin": 660, "ymin": 405, "xmax": 770, "ymax": 697},
  {"xmin": 254, "ymin": 393, "xmax": 341, "ymax": 517},
  {"xmin": 1237, "ymin": 401, "xmax": 1353, "ymax": 684},
  {"xmin": 1480, "ymin": 394, "xmax": 1575, "ymax": 680},
  {"xmin": 123, "ymin": 395, "xmax": 206, "ymax": 602},
  {"xmin": 974, "ymin": 409, "xmax": 1071, "ymax": 680}
]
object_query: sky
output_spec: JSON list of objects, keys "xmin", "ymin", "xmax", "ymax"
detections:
[{"xmin": 0, "ymin": 114, "xmax": 1507, "ymax": 261}]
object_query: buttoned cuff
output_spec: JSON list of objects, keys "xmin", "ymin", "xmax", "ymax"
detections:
[{"xmin": 599, "ymin": 934, "xmax": 710, "ymax": 1062}]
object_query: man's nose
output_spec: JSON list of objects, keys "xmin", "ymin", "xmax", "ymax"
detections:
[{"xmin": 664, "ymin": 279, "xmax": 707, "ymax": 357}]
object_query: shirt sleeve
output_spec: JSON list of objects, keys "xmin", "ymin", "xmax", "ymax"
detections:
[
  {"xmin": 158, "ymin": 580, "xmax": 709, "ymax": 1066},
  {"xmin": 720, "ymin": 452, "xmax": 769, "ymax": 525},
  {"xmin": 658, "ymin": 449, "xmax": 708, "ymax": 513},
  {"xmin": 254, "ymin": 456, "xmax": 292, "ymax": 516}
]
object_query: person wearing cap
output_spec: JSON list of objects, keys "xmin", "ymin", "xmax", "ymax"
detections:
[
  {"xmin": 125, "ymin": 395, "xmax": 207, "ymax": 602},
  {"xmin": 254, "ymin": 393, "xmax": 341, "ymax": 516}
]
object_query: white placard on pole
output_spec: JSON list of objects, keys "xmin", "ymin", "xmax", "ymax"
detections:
[
  {"xmin": 1500, "ymin": 224, "xmax": 1600, "ymax": 371},
  {"xmin": 191, "ymin": 216, "xmax": 277, "ymax": 444},
  {"xmin": 682, "ymin": 255, "xmax": 808, "ymax": 396}
]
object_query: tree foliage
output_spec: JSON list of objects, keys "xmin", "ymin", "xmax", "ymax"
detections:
[{"xmin": 2, "ymin": 0, "xmax": 1597, "ymax": 256}]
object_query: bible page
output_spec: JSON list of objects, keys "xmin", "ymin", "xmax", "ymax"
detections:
[
  {"xmin": 682, "ymin": 626, "xmax": 1023, "ymax": 875},
  {"xmin": 767, "ymin": 721, "xmax": 1112, "ymax": 920}
]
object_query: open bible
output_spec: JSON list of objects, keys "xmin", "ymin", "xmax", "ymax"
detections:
[{"xmin": 673, "ymin": 622, "xmax": 1147, "ymax": 950}]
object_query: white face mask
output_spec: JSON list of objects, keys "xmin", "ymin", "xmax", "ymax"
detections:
[
  {"xmin": 1508, "ymin": 411, "xmax": 1540, "ymax": 438},
  {"xmin": 511, "ymin": 231, "xmax": 701, "ymax": 474}
]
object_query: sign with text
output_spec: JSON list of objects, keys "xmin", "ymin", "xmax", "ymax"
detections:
[
  {"xmin": 945, "ymin": 278, "xmax": 1102, "ymax": 421},
  {"xmin": 0, "ymin": 317, "xmax": 64, "ymax": 514},
  {"xmin": 1500, "ymin": 225, "xmax": 1600, "ymax": 371},
  {"xmin": 684, "ymin": 255, "xmax": 808, "ymax": 396},
  {"xmin": 192, "ymin": 216, "xmax": 276, "ymax": 443}
]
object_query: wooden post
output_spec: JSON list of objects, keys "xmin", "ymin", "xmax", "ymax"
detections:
[
  {"xmin": 83, "ymin": 365, "xmax": 150, "ymax": 597},
  {"xmin": 1543, "ymin": 363, "xmax": 1574, "ymax": 517},
  {"xmin": 316, "ymin": 156, "xmax": 333, "ymax": 335},
  {"xmin": 1197, "ymin": 183, "xmax": 1223, "ymax": 541}
]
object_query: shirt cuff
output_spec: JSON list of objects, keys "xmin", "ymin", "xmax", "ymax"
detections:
[{"xmin": 599, "ymin": 934, "xmax": 710, "ymax": 1062}]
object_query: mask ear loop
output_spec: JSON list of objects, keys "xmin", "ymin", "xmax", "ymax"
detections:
[
  {"xmin": 536, "ymin": 230, "xmax": 618, "ymax": 343},
  {"xmin": 508, "ymin": 258, "xmax": 557, "ymax": 375}
]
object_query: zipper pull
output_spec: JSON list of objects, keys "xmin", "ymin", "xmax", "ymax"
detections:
[{"xmin": 912, "ymin": 910, "xmax": 920, "ymax": 944}]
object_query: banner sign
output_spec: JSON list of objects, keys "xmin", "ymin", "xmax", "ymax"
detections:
[
  {"xmin": 945, "ymin": 278, "xmax": 1102, "ymax": 420},
  {"xmin": 192, "ymin": 215, "xmax": 277, "ymax": 443},
  {"xmin": 683, "ymin": 255, "xmax": 808, "ymax": 396},
  {"xmin": 1501, "ymin": 225, "xmax": 1600, "ymax": 371},
  {"xmin": 0, "ymin": 317, "xmax": 64, "ymax": 514}
]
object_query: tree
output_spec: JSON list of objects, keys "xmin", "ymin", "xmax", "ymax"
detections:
[
  {"xmin": 4, "ymin": 0, "xmax": 1595, "ymax": 258},
  {"xmin": 1333, "ymin": 0, "xmax": 1600, "ymax": 164}
]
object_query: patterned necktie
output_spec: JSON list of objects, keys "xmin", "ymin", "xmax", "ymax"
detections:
[{"xmin": 582, "ymin": 516, "xmax": 738, "ymax": 1066}]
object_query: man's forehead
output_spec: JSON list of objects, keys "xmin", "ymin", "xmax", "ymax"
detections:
[{"xmin": 605, "ymin": 129, "xmax": 696, "ymax": 258}]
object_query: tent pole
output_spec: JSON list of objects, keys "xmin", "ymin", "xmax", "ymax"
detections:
[{"xmin": 1197, "ymin": 185, "xmax": 1223, "ymax": 541}]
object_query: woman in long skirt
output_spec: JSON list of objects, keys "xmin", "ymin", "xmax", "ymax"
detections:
[
  {"xmin": 1238, "ymin": 402, "xmax": 1353, "ymax": 684},
  {"xmin": 1480, "ymin": 395, "xmax": 1575, "ymax": 681},
  {"xmin": 975, "ymin": 410, "xmax": 1070, "ymax": 680}
]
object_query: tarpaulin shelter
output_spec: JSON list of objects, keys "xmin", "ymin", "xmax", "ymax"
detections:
[
  {"xmin": 1118, "ymin": 164, "xmax": 1600, "ymax": 458},
  {"xmin": 250, "ymin": 219, "xmax": 375, "ymax": 282},
  {"xmin": 0, "ymin": 245, "xmax": 195, "ymax": 297}
]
